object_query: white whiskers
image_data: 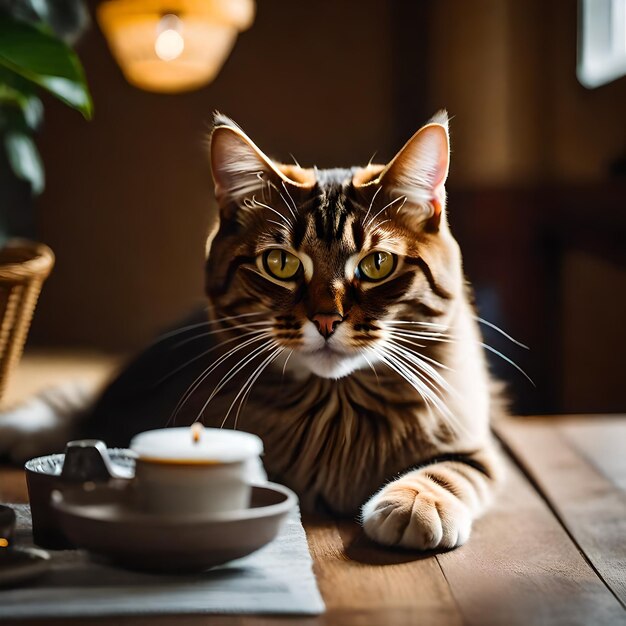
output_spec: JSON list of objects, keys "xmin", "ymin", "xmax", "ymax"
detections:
[
  {"xmin": 362, "ymin": 185, "xmax": 382, "ymax": 224},
  {"xmin": 384, "ymin": 319, "xmax": 448, "ymax": 330},
  {"xmin": 195, "ymin": 338, "xmax": 277, "ymax": 424},
  {"xmin": 375, "ymin": 343, "xmax": 471, "ymax": 438},
  {"xmin": 281, "ymin": 181, "xmax": 299, "ymax": 215},
  {"xmin": 159, "ymin": 327, "xmax": 273, "ymax": 386},
  {"xmin": 171, "ymin": 320, "xmax": 273, "ymax": 350},
  {"xmin": 246, "ymin": 196, "xmax": 292, "ymax": 228},
  {"xmin": 152, "ymin": 311, "xmax": 265, "ymax": 345},
  {"xmin": 360, "ymin": 313, "xmax": 533, "ymax": 436},
  {"xmin": 388, "ymin": 334, "xmax": 455, "ymax": 372},
  {"xmin": 359, "ymin": 349, "xmax": 381, "ymax": 387},
  {"xmin": 474, "ymin": 316, "xmax": 529, "ymax": 349},
  {"xmin": 169, "ymin": 332, "xmax": 274, "ymax": 425},
  {"xmin": 385, "ymin": 318, "xmax": 535, "ymax": 386},
  {"xmin": 479, "ymin": 343, "xmax": 535, "ymax": 386},
  {"xmin": 281, "ymin": 349, "xmax": 295, "ymax": 379},
  {"xmin": 365, "ymin": 195, "xmax": 406, "ymax": 230},
  {"xmin": 227, "ymin": 346, "xmax": 285, "ymax": 430},
  {"xmin": 267, "ymin": 180, "xmax": 298, "ymax": 223}
]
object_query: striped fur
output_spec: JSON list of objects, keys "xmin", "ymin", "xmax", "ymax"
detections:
[
  {"xmin": 0, "ymin": 112, "xmax": 505, "ymax": 551},
  {"xmin": 201, "ymin": 113, "xmax": 505, "ymax": 548}
]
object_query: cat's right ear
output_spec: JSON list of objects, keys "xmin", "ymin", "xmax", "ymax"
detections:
[
  {"xmin": 211, "ymin": 114, "xmax": 308, "ymax": 209},
  {"xmin": 211, "ymin": 114, "xmax": 276, "ymax": 206}
]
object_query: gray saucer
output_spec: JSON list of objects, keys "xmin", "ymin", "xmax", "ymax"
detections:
[{"xmin": 51, "ymin": 481, "xmax": 297, "ymax": 571}]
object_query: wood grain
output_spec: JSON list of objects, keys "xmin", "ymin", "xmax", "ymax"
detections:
[
  {"xmin": 437, "ymin": 452, "xmax": 626, "ymax": 625},
  {"xmin": 495, "ymin": 415, "xmax": 626, "ymax": 610},
  {"xmin": 305, "ymin": 515, "xmax": 463, "ymax": 625},
  {"xmin": 561, "ymin": 417, "xmax": 626, "ymax": 491}
]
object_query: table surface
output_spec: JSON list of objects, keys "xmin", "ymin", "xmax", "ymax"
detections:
[{"xmin": 1, "ymin": 351, "xmax": 625, "ymax": 626}]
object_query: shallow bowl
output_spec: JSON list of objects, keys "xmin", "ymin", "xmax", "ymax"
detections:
[{"xmin": 51, "ymin": 481, "xmax": 297, "ymax": 571}]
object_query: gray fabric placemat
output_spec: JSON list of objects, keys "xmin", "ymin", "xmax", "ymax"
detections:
[{"xmin": 0, "ymin": 504, "xmax": 325, "ymax": 618}]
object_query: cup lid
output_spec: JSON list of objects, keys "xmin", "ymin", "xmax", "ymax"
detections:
[{"xmin": 130, "ymin": 427, "xmax": 263, "ymax": 464}]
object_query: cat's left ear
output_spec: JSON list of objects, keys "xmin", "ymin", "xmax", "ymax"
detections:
[{"xmin": 358, "ymin": 110, "xmax": 450, "ymax": 228}]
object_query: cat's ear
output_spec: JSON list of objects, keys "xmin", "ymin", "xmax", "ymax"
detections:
[
  {"xmin": 210, "ymin": 114, "xmax": 312, "ymax": 207},
  {"xmin": 356, "ymin": 110, "xmax": 450, "ymax": 228},
  {"xmin": 210, "ymin": 114, "xmax": 281, "ymax": 205}
]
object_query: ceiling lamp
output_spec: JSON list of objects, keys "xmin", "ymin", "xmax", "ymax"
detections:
[{"xmin": 97, "ymin": 0, "xmax": 255, "ymax": 93}]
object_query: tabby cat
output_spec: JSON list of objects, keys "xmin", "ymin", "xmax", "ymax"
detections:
[{"xmin": 0, "ymin": 112, "xmax": 504, "ymax": 550}]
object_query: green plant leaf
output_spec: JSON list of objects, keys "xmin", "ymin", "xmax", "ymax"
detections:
[
  {"xmin": 22, "ymin": 93, "xmax": 43, "ymax": 128},
  {"xmin": 0, "ymin": 67, "xmax": 44, "ymax": 130},
  {"xmin": 0, "ymin": 84, "xmax": 43, "ymax": 129},
  {"xmin": 4, "ymin": 130, "xmax": 44, "ymax": 194},
  {"xmin": 0, "ymin": 14, "xmax": 92, "ymax": 119}
]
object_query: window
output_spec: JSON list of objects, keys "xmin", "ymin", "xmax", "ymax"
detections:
[{"xmin": 578, "ymin": 0, "xmax": 626, "ymax": 87}]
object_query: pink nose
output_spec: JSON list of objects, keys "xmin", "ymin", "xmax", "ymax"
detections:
[{"xmin": 312, "ymin": 313, "xmax": 343, "ymax": 339}]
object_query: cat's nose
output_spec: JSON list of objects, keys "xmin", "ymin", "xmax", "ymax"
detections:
[{"xmin": 311, "ymin": 312, "xmax": 343, "ymax": 339}]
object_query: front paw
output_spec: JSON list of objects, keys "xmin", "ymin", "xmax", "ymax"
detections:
[{"xmin": 361, "ymin": 479, "xmax": 472, "ymax": 550}]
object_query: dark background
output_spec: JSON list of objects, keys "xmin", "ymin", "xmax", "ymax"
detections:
[{"xmin": 24, "ymin": 0, "xmax": 626, "ymax": 415}]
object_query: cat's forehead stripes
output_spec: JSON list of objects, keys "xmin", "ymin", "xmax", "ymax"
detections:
[
  {"xmin": 290, "ymin": 176, "xmax": 366, "ymax": 253},
  {"xmin": 241, "ymin": 167, "xmax": 377, "ymax": 254},
  {"xmin": 253, "ymin": 174, "xmax": 411, "ymax": 275},
  {"xmin": 313, "ymin": 184, "xmax": 352, "ymax": 243}
]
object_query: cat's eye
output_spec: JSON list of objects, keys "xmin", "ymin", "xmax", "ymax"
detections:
[
  {"xmin": 263, "ymin": 249, "xmax": 301, "ymax": 280},
  {"xmin": 357, "ymin": 251, "xmax": 396, "ymax": 282}
]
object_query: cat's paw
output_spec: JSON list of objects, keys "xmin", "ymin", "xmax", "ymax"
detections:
[{"xmin": 361, "ymin": 478, "xmax": 472, "ymax": 550}]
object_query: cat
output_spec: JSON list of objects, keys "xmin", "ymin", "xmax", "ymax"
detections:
[{"xmin": 0, "ymin": 111, "xmax": 504, "ymax": 550}]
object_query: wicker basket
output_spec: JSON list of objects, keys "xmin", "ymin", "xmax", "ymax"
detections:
[{"xmin": 0, "ymin": 240, "xmax": 55, "ymax": 401}]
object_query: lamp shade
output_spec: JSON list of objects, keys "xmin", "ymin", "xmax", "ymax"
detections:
[{"xmin": 97, "ymin": 0, "xmax": 255, "ymax": 93}]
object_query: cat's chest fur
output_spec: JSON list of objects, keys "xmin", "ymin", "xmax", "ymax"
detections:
[{"xmin": 204, "ymin": 365, "xmax": 463, "ymax": 515}]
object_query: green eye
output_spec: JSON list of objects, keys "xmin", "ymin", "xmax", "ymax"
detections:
[
  {"xmin": 263, "ymin": 249, "xmax": 301, "ymax": 280},
  {"xmin": 358, "ymin": 251, "xmax": 396, "ymax": 281}
]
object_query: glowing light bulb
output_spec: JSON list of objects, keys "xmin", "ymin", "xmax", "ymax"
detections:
[
  {"xmin": 155, "ymin": 28, "xmax": 184, "ymax": 61},
  {"xmin": 155, "ymin": 14, "xmax": 184, "ymax": 61}
]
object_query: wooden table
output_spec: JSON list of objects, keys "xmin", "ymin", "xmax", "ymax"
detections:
[{"xmin": 1, "ymin": 353, "xmax": 625, "ymax": 625}]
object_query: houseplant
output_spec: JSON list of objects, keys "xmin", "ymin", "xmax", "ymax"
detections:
[{"xmin": 0, "ymin": 0, "xmax": 92, "ymax": 399}]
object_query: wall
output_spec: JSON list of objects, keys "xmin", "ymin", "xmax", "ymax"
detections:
[
  {"xmin": 424, "ymin": 0, "xmax": 626, "ymax": 412},
  {"xmin": 426, "ymin": 0, "xmax": 626, "ymax": 186},
  {"xmin": 562, "ymin": 251, "xmax": 626, "ymax": 413}
]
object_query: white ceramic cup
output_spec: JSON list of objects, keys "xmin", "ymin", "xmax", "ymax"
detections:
[{"xmin": 130, "ymin": 426, "xmax": 264, "ymax": 516}]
